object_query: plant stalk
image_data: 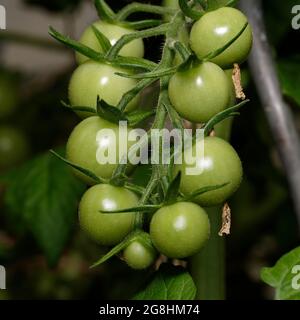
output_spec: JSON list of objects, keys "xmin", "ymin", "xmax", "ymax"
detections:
[{"xmin": 189, "ymin": 207, "xmax": 225, "ymax": 300}]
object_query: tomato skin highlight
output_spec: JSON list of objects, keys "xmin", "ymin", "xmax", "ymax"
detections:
[
  {"xmin": 66, "ymin": 116, "xmax": 135, "ymax": 185},
  {"xmin": 79, "ymin": 184, "xmax": 138, "ymax": 246},
  {"xmin": 190, "ymin": 7, "xmax": 253, "ymax": 69},
  {"xmin": 76, "ymin": 20, "xmax": 144, "ymax": 64},
  {"xmin": 174, "ymin": 136, "xmax": 243, "ymax": 207},
  {"xmin": 150, "ymin": 202, "xmax": 210, "ymax": 258},
  {"xmin": 68, "ymin": 61, "xmax": 139, "ymax": 118},
  {"xmin": 168, "ymin": 61, "xmax": 230, "ymax": 123}
]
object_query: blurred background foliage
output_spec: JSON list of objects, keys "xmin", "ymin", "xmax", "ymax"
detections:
[{"xmin": 0, "ymin": 0, "xmax": 300, "ymax": 300}]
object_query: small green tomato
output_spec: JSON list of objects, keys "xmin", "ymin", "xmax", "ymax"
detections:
[
  {"xmin": 68, "ymin": 61, "xmax": 139, "ymax": 118},
  {"xmin": 150, "ymin": 202, "xmax": 210, "ymax": 258},
  {"xmin": 123, "ymin": 233, "xmax": 157, "ymax": 270},
  {"xmin": 168, "ymin": 61, "xmax": 230, "ymax": 123},
  {"xmin": 66, "ymin": 116, "xmax": 136, "ymax": 185},
  {"xmin": 174, "ymin": 136, "xmax": 243, "ymax": 207},
  {"xmin": 79, "ymin": 184, "xmax": 138, "ymax": 246},
  {"xmin": 190, "ymin": 7, "xmax": 253, "ymax": 68}
]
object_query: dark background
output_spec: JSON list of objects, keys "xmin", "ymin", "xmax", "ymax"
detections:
[{"xmin": 0, "ymin": 0, "xmax": 300, "ymax": 300}]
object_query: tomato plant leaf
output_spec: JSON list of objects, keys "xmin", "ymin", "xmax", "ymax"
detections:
[
  {"xmin": 204, "ymin": 99, "xmax": 249, "ymax": 136},
  {"xmin": 90, "ymin": 230, "xmax": 142, "ymax": 268},
  {"xmin": 179, "ymin": 0, "xmax": 204, "ymax": 20},
  {"xmin": 61, "ymin": 100, "xmax": 96, "ymax": 115},
  {"xmin": 96, "ymin": 98, "xmax": 127, "ymax": 124},
  {"xmin": 134, "ymin": 264, "xmax": 197, "ymax": 300},
  {"xmin": 126, "ymin": 109, "xmax": 155, "ymax": 127},
  {"xmin": 164, "ymin": 171, "xmax": 181, "ymax": 204},
  {"xmin": 278, "ymin": 57, "xmax": 300, "ymax": 107},
  {"xmin": 261, "ymin": 246, "xmax": 300, "ymax": 300},
  {"xmin": 182, "ymin": 183, "xmax": 229, "ymax": 201},
  {"xmin": 91, "ymin": 25, "xmax": 112, "ymax": 53},
  {"xmin": 49, "ymin": 27, "xmax": 105, "ymax": 62},
  {"xmin": 115, "ymin": 66, "xmax": 177, "ymax": 80},
  {"xmin": 49, "ymin": 27, "xmax": 156, "ymax": 71},
  {"xmin": 50, "ymin": 150, "xmax": 104, "ymax": 184},
  {"xmin": 101, "ymin": 204, "xmax": 161, "ymax": 214},
  {"xmin": 94, "ymin": 0, "xmax": 116, "ymax": 22},
  {"xmin": 122, "ymin": 19, "xmax": 163, "ymax": 30},
  {"xmin": 3, "ymin": 150, "xmax": 85, "ymax": 266}
]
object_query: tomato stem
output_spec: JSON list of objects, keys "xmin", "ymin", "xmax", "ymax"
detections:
[{"xmin": 189, "ymin": 207, "xmax": 226, "ymax": 300}]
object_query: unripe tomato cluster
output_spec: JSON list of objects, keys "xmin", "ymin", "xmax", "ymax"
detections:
[{"xmin": 63, "ymin": 2, "xmax": 252, "ymax": 270}]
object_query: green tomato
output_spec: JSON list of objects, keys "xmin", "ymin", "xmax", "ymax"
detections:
[
  {"xmin": 79, "ymin": 184, "xmax": 138, "ymax": 246},
  {"xmin": 76, "ymin": 20, "xmax": 144, "ymax": 64},
  {"xmin": 0, "ymin": 74, "xmax": 19, "ymax": 119},
  {"xmin": 66, "ymin": 116, "xmax": 135, "ymax": 185},
  {"xmin": 0, "ymin": 126, "xmax": 29, "ymax": 170},
  {"xmin": 190, "ymin": 7, "xmax": 253, "ymax": 69},
  {"xmin": 168, "ymin": 62, "xmax": 230, "ymax": 123},
  {"xmin": 150, "ymin": 202, "xmax": 210, "ymax": 258},
  {"xmin": 123, "ymin": 233, "xmax": 157, "ymax": 270},
  {"xmin": 68, "ymin": 61, "xmax": 139, "ymax": 118},
  {"xmin": 174, "ymin": 136, "xmax": 243, "ymax": 207}
]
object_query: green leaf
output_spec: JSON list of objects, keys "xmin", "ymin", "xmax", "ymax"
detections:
[
  {"xmin": 115, "ymin": 66, "xmax": 177, "ymax": 79},
  {"xmin": 3, "ymin": 150, "xmax": 85, "ymax": 266},
  {"xmin": 97, "ymin": 98, "xmax": 127, "ymax": 124},
  {"xmin": 126, "ymin": 109, "xmax": 155, "ymax": 127},
  {"xmin": 118, "ymin": 78, "xmax": 157, "ymax": 112},
  {"xmin": 164, "ymin": 171, "xmax": 181, "ymax": 204},
  {"xmin": 173, "ymin": 41, "xmax": 192, "ymax": 62},
  {"xmin": 278, "ymin": 57, "xmax": 300, "ymax": 107},
  {"xmin": 183, "ymin": 183, "xmax": 229, "ymax": 201},
  {"xmin": 179, "ymin": 0, "xmax": 204, "ymax": 20},
  {"xmin": 94, "ymin": 0, "xmax": 116, "ymax": 22},
  {"xmin": 101, "ymin": 204, "xmax": 160, "ymax": 214},
  {"xmin": 203, "ymin": 22, "xmax": 248, "ymax": 60},
  {"xmin": 91, "ymin": 230, "xmax": 141, "ymax": 268},
  {"xmin": 122, "ymin": 19, "xmax": 163, "ymax": 30},
  {"xmin": 49, "ymin": 27, "xmax": 105, "ymax": 62},
  {"xmin": 204, "ymin": 99, "xmax": 249, "ymax": 136},
  {"xmin": 113, "ymin": 56, "xmax": 157, "ymax": 71},
  {"xmin": 49, "ymin": 27, "xmax": 157, "ymax": 71},
  {"xmin": 91, "ymin": 25, "xmax": 111, "ymax": 53},
  {"xmin": 134, "ymin": 265, "xmax": 197, "ymax": 300},
  {"xmin": 50, "ymin": 150, "xmax": 104, "ymax": 184},
  {"xmin": 61, "ymin": 100, "xmax": 96, "ymax": 115},
  {"xmin": 261, "ymin": 246, "xmax": 300, "ymax": 300},
  {"xmin": 207, "ymin": 0, "xmax": 238, "ymax": 10}
]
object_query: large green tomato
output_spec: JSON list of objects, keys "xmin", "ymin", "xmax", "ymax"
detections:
[
  {"xmin": 79, "ymin": 184, "xmax": 138, "ymax": 246},
  {"xmin": 123, "ymin": 233, "xmax": 157, "ymax": 270},
  {"xmin": 168, "ymin": 62, "xmax": 230, "ymax": 123},
  {"xmin": 76, "ymin": 20, "xmax": 144, "ymax": 64},
  {"xmin": 190, "ymin": 7, "xmax": 253, "ymax": 69},
  {"xmin": 174, "ymin": 136, "xmax": 243, "ymax": 207},
  {"xmin": 66, "ymin": 116, "xmax": 136, "ymax": 185},
  {"xmin": 0, "ymin": 74, "xmax": 19, "ymax": 119},
  {"xmin": 68, "ymin": 61, "xmax": 139, "ymax": 118},
  {"xmin": 150, "ymin": 202, "xmax": 210, "ymax": 258},
  {"xmin": 0, "ymin": 126, "xmax": 29, "ymax": 170}
]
